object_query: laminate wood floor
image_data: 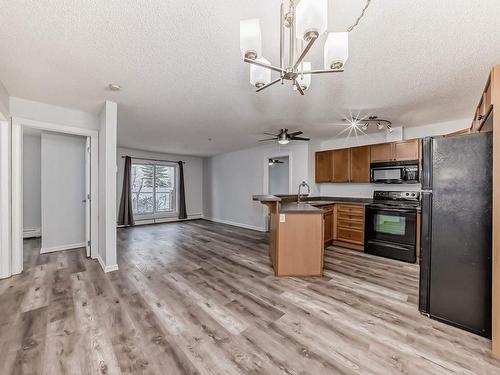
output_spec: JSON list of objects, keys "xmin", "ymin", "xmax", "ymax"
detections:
[{"xmin": 1, "ymin": 219, "xmax": 500, "ymax": 374}]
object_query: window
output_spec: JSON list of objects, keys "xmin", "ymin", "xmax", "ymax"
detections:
[{"xmin": 131, "ymin": 162, "xmax": 177, "ymax": 216}]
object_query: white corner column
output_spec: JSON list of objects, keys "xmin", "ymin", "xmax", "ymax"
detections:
[
  {"xmin": 0, "ymin": 120, "xmax": 12, "ymax": 278},
  {"xmin": 98, "ymin": 101, "xmax": 118, "ymax": 272},
  {"xmin": 11, "ymin": 119, "xmax": 23, "ymax": 275}
]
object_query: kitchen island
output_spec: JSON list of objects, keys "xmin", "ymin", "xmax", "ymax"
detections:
[
  {"xmin": 253, "ymin": 195, "xmax": 324, "ymax": 277},
  {"xmin": 253, "ymin": 195, "xmax": 371, "ymax": 277}
]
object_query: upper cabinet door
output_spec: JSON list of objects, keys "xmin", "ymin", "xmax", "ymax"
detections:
[
  {"xmin": 332, "ymin": 149, "xmax": 350, "ymax": 182},
  {"xmin": 394, "ymin": 139, "xmax": 420, "ymax": 161},
  {"xmin": 350, "ymin": 145, "xmax": 371, "ymax": 183},
  {"xmin": 315, "ymin": 151, "xmax": 333, "ymax": 182},
  {"xmin": 370, "ymin": 143, "xmax": 393, "ymax": 163}
]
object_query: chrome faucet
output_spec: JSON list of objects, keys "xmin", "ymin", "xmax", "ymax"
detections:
[{"xmin": 297, "ymin": 181, "xmax": 311, "ymax": 204}]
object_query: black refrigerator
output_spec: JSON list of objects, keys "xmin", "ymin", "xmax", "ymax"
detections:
[{"xmin": 419, "ymin": 132, "xmax": 492, "ymax": 338}]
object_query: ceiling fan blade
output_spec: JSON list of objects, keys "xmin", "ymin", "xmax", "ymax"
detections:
[
  {"xmin": 288, "ymin": 131, "xmax": 303, "ymax": 137},
  {"xmin": 263, "ymin": 132, "xmax": 278, "ymax": 137},
  {"xmin": 291, "ymin": 136, "xmax": 310, "ymax": 141},
  {"xmin": 258, "ymin": 138, "xmax": 277, "ymax": 142}
]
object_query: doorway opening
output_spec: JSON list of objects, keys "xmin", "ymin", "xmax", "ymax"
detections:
[
  {"xmin": 10, "ymin": 117, "xmax": 98, "ymax": 276},
  {"xmin": 268, "ymin": 156, "xmax": 290, "ymax": 195},
  {"xmin": 22, "ymin": 127, "xmax": 90, "ymax": 256}
]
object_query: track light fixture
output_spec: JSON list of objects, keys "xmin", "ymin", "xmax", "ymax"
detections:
[{"xmin": 344, "ymin": 116, "xmax": 393, "ymax": 134}]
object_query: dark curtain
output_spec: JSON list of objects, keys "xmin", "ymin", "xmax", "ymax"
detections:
[
  {"xmin": 118, "ymin": 156, "xmax": 135, "ymax": 226},
  {"xmin": 178, "ymin": 161, "xmax": 187, "ymax": 219}
]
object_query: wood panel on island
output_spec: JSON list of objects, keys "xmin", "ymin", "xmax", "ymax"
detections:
[{"xmin": 315, "ymin": 139, "xmax": 420, "ymax": 183}]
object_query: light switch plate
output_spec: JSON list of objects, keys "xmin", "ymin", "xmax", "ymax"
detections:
[{"xmin": 279, "ymin": 214, "xmax": 286, "ymax": 223}]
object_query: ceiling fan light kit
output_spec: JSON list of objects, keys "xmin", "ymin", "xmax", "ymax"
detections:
[
  {"xmin": 259, "ymin": 129, "xmax": 310, "ymax": 145},
  {"xmin": 240, "ymin": 0, "xmax": 371, "ymax": 95}
]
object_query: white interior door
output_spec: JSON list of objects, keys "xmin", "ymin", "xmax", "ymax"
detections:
[{"xmin": 85, "ymin": 136, "xmax": 91, "ymax": 257}]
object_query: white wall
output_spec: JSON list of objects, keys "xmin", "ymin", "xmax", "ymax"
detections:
[
  {"xmin": 22, "ymin": 133, "xmax": 41, "ymax": 236},
  {"xmin": 203, "ymin": 142, "xmax": 309, "ymax": 231},
  {"xmin": 117, "ymin": 147, "xmax": 204, "ymax": 221},
  {"xmin": 403, "ymin": 118, "xmax": 469, "ymax": 139},
  {"xmin": 41, "ymin": 132, "xmax": 86, "ymax": 251},
  {"xmin": 269, "ymin": 157, "xmax": 289, "ymax": 195},
  {"xmin": 0, "ymin": 80, "xmax": 9, "ymax": 120},
  {"xmin": 9, "ymin": 97, "xmax": 99, "ymax": 130},
  {"xmin": 98, "ymin": 101, "xmax": 117, "ymax": 271}
]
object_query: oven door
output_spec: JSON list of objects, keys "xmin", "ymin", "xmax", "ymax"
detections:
[
  {"xmin": 365, "ymin": 206, "xmax": 417, "ymax": 262},
  {"xmin": 370, "ymin": 166, "xmax": 404, "ymax": 184},
  {"xmin": 366, "ymin": 206, "xmax": 416, "ymax": 245}
]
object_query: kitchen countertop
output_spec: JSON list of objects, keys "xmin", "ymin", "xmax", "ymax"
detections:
[
  {"xmin": 279, "ymin": 202, "xmax": 325, "ymax": 214},
  {"xmin": 252, "ymin": 195, "xmax": 282, "ymax": 202},
  {"xmin": 253, "ymin": 195, "xmax": 373, "ymax": 214}
]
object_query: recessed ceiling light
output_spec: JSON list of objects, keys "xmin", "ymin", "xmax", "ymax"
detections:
[{"xmin": 108, "ymin": 83, "xmax": 121, "ymax": 91}]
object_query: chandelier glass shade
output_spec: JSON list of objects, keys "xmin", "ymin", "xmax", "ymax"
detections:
[
  {"xmin": 239, "ymin": 19, "xmax": 262, "ymax": 60},
  {"xmin": 250, "ymin": 57, "xmax": 272, "ymax": 88},
  {"xmin": 295, "ymin": 0, "xmax": 328, "ymax": 41},
  {"xmin": 239, "ymin": 0, "xmax": 355, "ymax": 96},
  {"xmin": 324, "ymin": 32, "xmax": 349, "ymax": 70},
  {"xmin": 293, "ymin": 62, "xmax": 312, "ymax": 91}
]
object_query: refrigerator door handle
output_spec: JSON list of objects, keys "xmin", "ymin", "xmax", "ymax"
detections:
[
  {"xmin": 419, "ymin": 192, "xmax": 432, "ymax": 314},
  {"xmin": 421, "ymin": 137, "xmax": 433, "ymax": 190}
]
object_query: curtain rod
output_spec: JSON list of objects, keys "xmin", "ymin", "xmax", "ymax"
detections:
[{"xmin": 121, "ymin": 156, "xmax": 185, "ymax": 164}]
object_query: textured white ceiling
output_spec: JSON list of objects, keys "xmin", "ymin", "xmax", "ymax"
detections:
[{"xmin": 1, "ymin": 0, "xmax": 500, "ymax": 156}]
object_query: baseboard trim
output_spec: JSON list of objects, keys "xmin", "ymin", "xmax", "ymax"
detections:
[
  {"xmin": 97, "ymin": 254, "xmax": 119, "ymax": 273},
  {"xmin": 23, "ymin": 228, "xmax": 41, "ymax": 239},
  {"xmin": 117, "ymin": 214, "xmax": 203, "ymax": 228},
  {"xmin": 203, "ymin": 217, "xmax": 266, "ymax": 232},
  {"xmin": 40, "ymin": 242, "xmax": 86, "ymax": 254}
]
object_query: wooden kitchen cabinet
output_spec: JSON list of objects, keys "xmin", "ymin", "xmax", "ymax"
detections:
[
  {"xmin": 332, "ymin": 149, "xmax": 350, "ymax": 182},
  {"xmin": 349, "ymin": 145, "xmax": 371, "ymax": 182},
  {"xmin": 315, "ymin": 151, "xmax": 332, "ymax": 182},
  {"xmin": 334, "ymin": 204, "xmax": 365, "ymax": 251},
  {"xmin": 370, "ymin": 143, "xmax": 393, "ymax": 163},
  {"xmin": 393, "ymin": 139, "xmax": 420, "ymax": 161},
  {"xmin": 371, "ymin": 140, "xmax": 420, "ymax": 163},
  {"xmin": 316, "ymin": 140, "xmax": 420, "ymax": 183}
]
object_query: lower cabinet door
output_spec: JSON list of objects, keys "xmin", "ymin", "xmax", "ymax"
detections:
[{"xmin": 324, "ymin": 212, "xmax": 333, "ymax": 243}]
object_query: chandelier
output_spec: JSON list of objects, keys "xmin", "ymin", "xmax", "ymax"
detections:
[{"xmin": 240, "ymin": 0, "xmax": 371, "ymax": 95}]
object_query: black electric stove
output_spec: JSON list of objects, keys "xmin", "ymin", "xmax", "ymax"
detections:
[{"xmin": 365, "ymin": 191, "xmax": 420, "ymax": 263}]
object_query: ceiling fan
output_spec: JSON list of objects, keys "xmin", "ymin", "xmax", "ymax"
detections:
[
  {"xmin": 259, "ymin": 129, "xmax": 310, "ymax": 145},
  {"xmin": 268, "ymin": 158, "xmax": 285, "ymax": 165}
]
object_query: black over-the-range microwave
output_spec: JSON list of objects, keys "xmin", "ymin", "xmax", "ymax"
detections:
[{"xmin": 370, "ymin": 160, "xmax": 420, "ymax": 184}]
